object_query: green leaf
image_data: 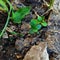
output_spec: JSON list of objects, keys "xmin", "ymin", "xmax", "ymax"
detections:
[
  {"xmin": 30, "ymin": 19, "xmax": 42, "ymax": 34},
  {"xmin": 30, "ymin": 19, "xmax": 39, "ymax": 25},
  {"xmin": 41, "ymin": 22, "xmax": 48, "ymax": 27},
  {"xmin": 10, "ymin": 31, "xmax": 18, "ymax": 35},
  {"xmin": 12, "ymin": 6, "xmax": 31, "ymax": 23},
  {"xmin": 29, "ymin": 28, "xmax": 38, "ymax": 34},
  {"xmin": 37, "ymin": 16, "xmax": 45, "ymax": 23},
  {"xmin": 36, "ymin": 24, "xmax": 41, "ymax": 30},
  {"xmin": 0, "ymin": 0, "xmax": 8, "ymax": 11},
  {"xmin": 12, "ymin": 11, "xmax": 21, "ymax": 23},
  {"xmin": 41, "ymin": 16, "xmax": 45, "ymax": 21},
  {"xmin": 29, "ymin": 24, "xmax": 41, "ymax": 34},
  {"xmin": 37, "ymin": 16, "xmax": 42, "ymax": 22},
  {"xmin": 30, "ymin": 19, "xmax": 39, "ymax": 28}
]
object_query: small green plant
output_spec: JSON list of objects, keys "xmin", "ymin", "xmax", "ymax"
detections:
[
  {"xmin": 12, "ymin": 6, "xmax": 31, "ymax": 23},
  {"xmin": 29, "ymin": 16, "xmax": 47, "ymax": 34},
  {"xmin": 0, "ymin": 0, "xmax": 48, "ymax": 37},
  {"xmin": 0, "ymin": 0, "xmax": 31, "ymax": 37}
]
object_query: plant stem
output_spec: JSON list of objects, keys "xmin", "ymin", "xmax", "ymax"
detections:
[
  {"xmin": 0, "ymin": 10, "xmax": 11, "ymax": 38},
  {"xmin": 0, "ymin": 0, "xmax": 12, "ymax": 38},
  {"xmin": 49, "ymin": 0, "xmax": 54, "ymax": 8}
]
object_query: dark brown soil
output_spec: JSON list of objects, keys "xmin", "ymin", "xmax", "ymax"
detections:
[{"xmin": 0, "ymin": 0, "xmax": 52, "ymax": 60}]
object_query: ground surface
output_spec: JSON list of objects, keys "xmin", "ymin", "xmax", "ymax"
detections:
[{"xmin": 0, "ymin": 0, "xmax": 60, "ymax": 60}]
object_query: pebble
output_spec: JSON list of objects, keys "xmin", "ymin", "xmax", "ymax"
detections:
[{"xmin": 2, "ymin": 32, "xmax": 8, "ymax": 38}]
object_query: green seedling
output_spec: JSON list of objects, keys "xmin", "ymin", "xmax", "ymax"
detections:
[
  {"xmin": 37, "ymin": 16, "xmax": 47, "ymax": 27},
  {"xmin": 29, "ymin": 15, "xmax": 47, "ymax": 34},
  {"xmin": 0, "ymin": 0, "xmax": 48, "ymax": 37},
  {"xmin": 12, "ymin": 6, "xmax": 31, "ymax": 23},
  {"xmin": 0, "ymin": 0, "xmax": 31, "ymax": 37}
]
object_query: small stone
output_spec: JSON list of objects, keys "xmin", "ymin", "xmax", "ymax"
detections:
[
  {"xmin": 21, "ymin": 22, "xmax": 31, "ymax": 30},
  {"xmin": 10, "ymin": 26, "xmax": 16, "ymax": 31},
  {"xmin": 15, "ymin": 39, "xmax": 24, "ymax": 51},
  {"xmin": 2, "ymin": 32, "xmax": 8, "ymax": 38},
  {"xmin": 24, "ymin": 38, "xmax": 32, "ymax": 47},
  {"xmin": 15, "ymin": 53, "xmax": 22, "ymax": 59},
  {"xmin": 23, "ymin": 42, "xmax": 49, "ymax": 60},
  {"xmin": 32, "ymin": 14, "xmax": 36, "ymax": 19}
]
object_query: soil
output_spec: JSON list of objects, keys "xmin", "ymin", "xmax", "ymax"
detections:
[{"xmin": 0, "ymin": 0, "xmax": 59, "ymax": 60}]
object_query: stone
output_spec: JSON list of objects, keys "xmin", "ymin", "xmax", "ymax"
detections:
[
  {"xmin": 21, "ymin": 22, "xmax": 31, "ymax": 31},
  {"xmin": 15, "ymin": 39, "xmax": 24, "ymax": 51},
  {"xmin": 46, "ymin": 0, "xmax": 60, "ymax": 60},
  {"xmin": 23, "ymin": 42, "xmax": 49, "ymax": 60},
  {"xmin": 15, "ymin": 38, "xmax": 31, "ymax": 51},
  {"xmin": 53, "ymin": 0, "xmax": 60, "ymax": 13},
  {"xmin": 2, "ymin": 32, "xmax": 8, "ymax": 38}
]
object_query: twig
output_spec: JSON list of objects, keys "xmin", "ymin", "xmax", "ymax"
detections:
[
  {"xmin": 48, "ymin": 30, "xmax": 60, "ymax": 33},
  {"xmin": 43, "ymin": 0, "xmax": 50, "ymax": 7},
  {"xmin": 41, "ymin": 8, "xmax": 53, "ymax": 16}
]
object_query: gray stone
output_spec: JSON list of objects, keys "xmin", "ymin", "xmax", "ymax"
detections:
[{"xmin": 46, "ymin": 0, "xmax": 60, "ymax": 60}]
